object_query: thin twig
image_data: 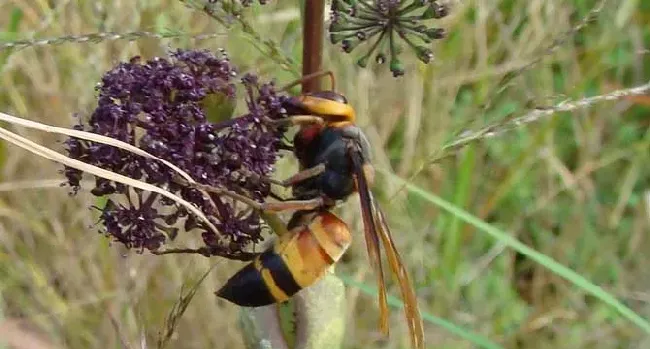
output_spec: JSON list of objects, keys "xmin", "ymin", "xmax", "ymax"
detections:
[
  {"xmin": 0, "ymin": 31, "xmax": 224, "ymax": 51},
  {"xmin": 152, "ymin": 247, "xmax": 257, "ymax": 260}
]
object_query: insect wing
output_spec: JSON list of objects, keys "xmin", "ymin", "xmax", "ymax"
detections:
[
  {"xmin": 349, "ymin": 145, "xmax": 390, "ymax": 336},
  {"xmin": 373, "ymin": 199, "xmax": 425, "ymax": 349},
  {"xmin": 349, "ymin": 139, "xmax": 425, "ymax": 349}
]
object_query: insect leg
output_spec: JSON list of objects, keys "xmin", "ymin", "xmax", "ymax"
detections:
[
  {"xmin": 259, "ymin": 197, "xmax": 327, "ymax": 212},
  {"xmin": 266, "ymin": 114, "xmax": 325, "ymax": 127},
  {"xmin": 244, "ymin": 164, "xmax": 326, "ymax": 188},
  {"xmin": 280, "ymin": 70, "xmax": 336, "ymax": 92},
  {"xmin": 191, "ymin": 181, "xmax": 328, "ymax": 213},
  {"xmin": 278, "ymin": 163, "xmax": 326, "ymax": 186}
]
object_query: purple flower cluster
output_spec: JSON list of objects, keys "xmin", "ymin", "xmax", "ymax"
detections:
[
  {"xmin": 330, "ymin": 0, "xmax": 449, "ymax": 77},
  {"xmin": 64, "ymin": 49, "xmax": 289, "ymax": 258}
]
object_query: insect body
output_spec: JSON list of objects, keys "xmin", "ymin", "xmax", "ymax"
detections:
[
  {"xmin": 217, "ymin": 71, "xmax": 424, "ymax": 349},
  {"xmin": 217, "ymin": 209, "xmax": 351, "ymax": 307},
  {"xmin": 289, "ymin": 87, "xmax": 424, "ymax": 349},
  {"xmin": 291, "ymin": 124, "xmax": 372, "ymax": 201}
]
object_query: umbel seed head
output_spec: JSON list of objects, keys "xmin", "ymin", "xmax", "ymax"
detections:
[{"xmin": 329, "ymin": 0, "xmax": 450, "ymax": 77}]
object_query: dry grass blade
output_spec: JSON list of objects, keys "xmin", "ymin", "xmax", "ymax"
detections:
[
  {"xmin": 0, "ymin": 125, "xmax": 221, "ymax": 235},
  {"xmin": 0, "ymin": 111, "xmax": 195, "ymax": 184}
]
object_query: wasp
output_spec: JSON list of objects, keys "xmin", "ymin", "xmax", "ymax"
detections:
[
  {"xmin": 216, "ymin": 71, "xmax": 424, "ymax": 349},
  {"xmin": 217, "ymin": 209, "xmax": 351, "ymax": 306}
]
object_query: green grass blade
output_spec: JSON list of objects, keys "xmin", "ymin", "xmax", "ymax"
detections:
[
  {"xmin": 337, "ymin": 274, "xmax": 504, "ymax": 349},
  {"xmin": 441, "ymin": 146, "xmax": 475, "ymax": 286},
  {"xmin": 382, "ymin": 170, "xmax": 650, "ymax": 334}
]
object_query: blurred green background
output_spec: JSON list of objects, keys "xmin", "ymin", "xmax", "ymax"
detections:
[{"xmin": 0, "ymin": 0, "xmax": 649, "ymax": 348}]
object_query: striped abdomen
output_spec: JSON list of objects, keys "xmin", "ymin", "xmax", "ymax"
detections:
[{"xmin": 216, "ymin": 210, "xmax": 351, "ymax": 307}]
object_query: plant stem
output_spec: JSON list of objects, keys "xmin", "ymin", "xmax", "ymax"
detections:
[
  {"xmin": 241, "ymin": 3, "xmax": 346, "ymax": 349},
  {"xmin": 302, "ymin": 0, "xmax": 325, "ymax": 92}
]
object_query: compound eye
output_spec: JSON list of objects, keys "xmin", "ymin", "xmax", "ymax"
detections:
[{"xmin": 309, "ymin": 91, "xmax": 348, "ymax": 104}]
